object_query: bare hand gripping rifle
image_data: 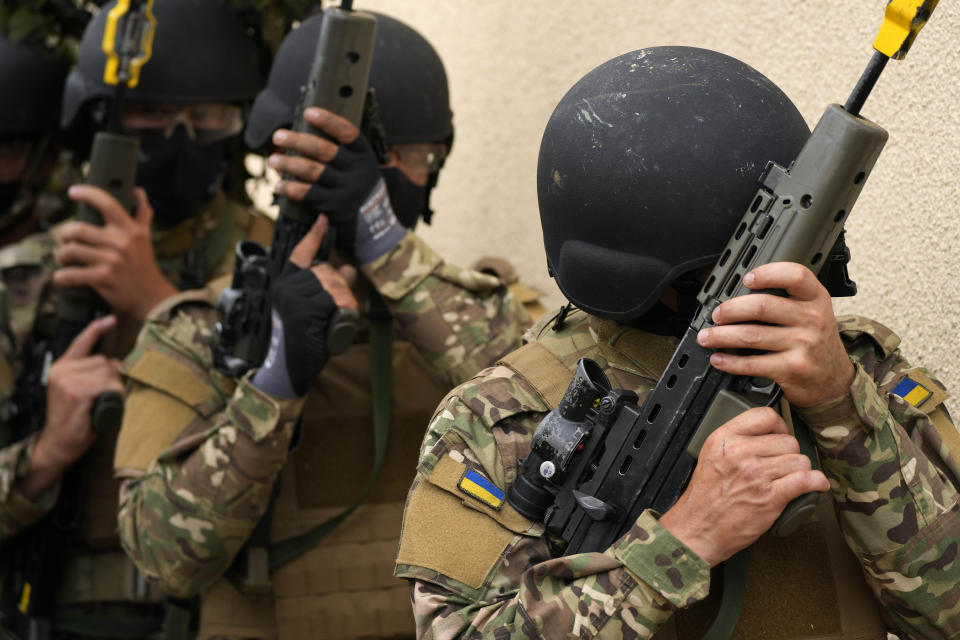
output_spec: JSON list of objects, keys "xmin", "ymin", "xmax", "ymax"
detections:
[
  {"xmin": 215, "ymin": 1, "xmax": 378, "ymax": 377},
  {"xmin": 507, "ymin": 1, "xmax": 939, "ymax": 637},
  {"xmin": 1, "ymin": 2, "xmax": 155, "ymax": 637}
]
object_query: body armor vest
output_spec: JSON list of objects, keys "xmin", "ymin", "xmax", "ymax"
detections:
[
  {"xmin": 497, "ymin": 337, "xmax": 889, "ymax": 640},
  {"xmin": 198, "ymin": 339, "xmax": 448, "ymax": 639}
]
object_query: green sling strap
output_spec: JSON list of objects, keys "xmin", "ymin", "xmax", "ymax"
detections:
[
  {"xmin": 267, "ymin": 304, "xmax": 394, "ymax": 569},
  {"xmin": 701, "ymin": 547, "xmax": 751, "ymax": 640}
]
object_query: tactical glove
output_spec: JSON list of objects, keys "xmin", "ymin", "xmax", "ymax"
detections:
[
  {"xmin": 251, "ymin": 263, "xmax": 337, "ymax": 398},
  {"xmin": 300, "ymin": 134, "xmax": 405, "ymax": 264}
]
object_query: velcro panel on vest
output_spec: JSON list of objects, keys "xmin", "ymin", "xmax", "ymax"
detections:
[
  {"xmin": 396, "ymin": 453, "xmax": 532, "ymax": 590},
  {"xmin": 115, "ymin": 350, "xmax": 224, "ymax": 474},
  {"xmin": 498, "ymin": 342, "xmax": 572, "ymax": 408},
  {"xmin": 295, "ymin": 341, "xmax": 448, "ymax": 507},
  {"xmin": 663, "ymin": 493, "xmax": 886, "ymax": 640},
  {"xmin": 274, "ymin": 584, "xmax": 412, "ymax": 639}
]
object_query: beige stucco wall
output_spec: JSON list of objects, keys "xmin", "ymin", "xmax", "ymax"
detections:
[{"xmin": 256, "ymin": 0, "xmax": 960, "ymax": 415}]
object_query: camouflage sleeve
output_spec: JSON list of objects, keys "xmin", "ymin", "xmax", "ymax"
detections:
[
  {"xmin": 362, "ymin": 233, "xmax": 530, "ymax": 388},
  {"xmin": 798, "ymin": 316, "xmax": 960, "ymax": 638},
  {"xmin": 0, "ymin": 435, "xmax": 58, "ymax": 540},
  {"xmin": 116, "ymin": 292, "xmax": 304, "ymax": 598},
  {"xmin": 396, "ymin": 368, "xmax": 710, "ymax": 639}
]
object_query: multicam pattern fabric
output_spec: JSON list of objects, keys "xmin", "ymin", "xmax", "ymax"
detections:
[
  {"xmin": 0, "ymin": 433, "xmax": 57, "ymax": 538},
  {"xmin": 0, "ymin": 195, "xmax": 258, "ymax": 541},
  {"xmin": 365, "ymin": 233, "xmax": 530, "ymax": 388},
  {"xmin": 116, "ymin": 230, "xmax": 531, "ymax": 598},
  {"xmin": 117, "ymin": 295, "xmax": 304, "ymax": 596},
  {"xmin": 395, "ymin": 309, "xmax": 960, "ymax": 639}
]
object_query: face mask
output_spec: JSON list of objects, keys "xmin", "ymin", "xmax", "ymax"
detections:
[
  {"xmin": 0, "ymin": 181, "xmax": 21, "ymax": 215},
  {"xmin": 381, "ymin": 167, "xmax": 427, "ymax": 230},
  {"xmin": 135, "ymin": 128, "xmax": 229, "ymax": 229}
]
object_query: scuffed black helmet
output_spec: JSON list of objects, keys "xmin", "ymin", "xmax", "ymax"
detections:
[
  {"xmin": 0, "ymin": 36, "xmax": 68, "ymax": 136},
  {"xmin": 538, "ymin": 46, "xmax": 810, "ymax": 323},
  {"xmin": 61, "ymin": 0, "xmax": 263, "ymax": 129},
  {"xmin": 244, "ymin": 10, "xmax": 453, "ymax": 150}
]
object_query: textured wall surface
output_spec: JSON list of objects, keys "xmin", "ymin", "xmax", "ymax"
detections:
[{"xmin": 256, "ymin": 0, "xmax": 960, "ymax": 414}]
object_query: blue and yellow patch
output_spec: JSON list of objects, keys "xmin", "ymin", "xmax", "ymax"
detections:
[
  {"xmin": 892, "ymin": 376, "xmax": 932, "ymax": 408},
  {"xmin": 458, "ymin": 468, "xmax": 505, "ymax": 510}
]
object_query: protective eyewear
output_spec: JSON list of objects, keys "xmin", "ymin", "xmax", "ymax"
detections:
[{"xmin": 121, "ymin": 102, "xmax": 244, "ymax": 143}]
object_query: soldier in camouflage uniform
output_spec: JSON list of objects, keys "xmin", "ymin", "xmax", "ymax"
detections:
[
  {"xmin": 393, "ymin": 48, "xmax": 960, "ymax": 639},
  {"xmin": 0, "ymin": 35, "xmax": 71, "ymax": 247},
  {"xmin": 113, "ymin": 11, "xmax": 537, "ymax": 639},
  {"xmin": 0, "ymin": 1, "xmax": 282, "ymax": 634},
  {"xmin": 0, "ymin": 34, "xmax": 126, "ymax": 542}
]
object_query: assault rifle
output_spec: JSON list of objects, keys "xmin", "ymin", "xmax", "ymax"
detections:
[
  {"xmin": 215, "ymin": 1, "xmax": 379, "ymax": 377},
  {"xmin": 507, "ymin": 1, "xmax": 938, "ymax": 633},
  {"xmin": 1, "ymin": 2, "xmax": 156, "ymax": 637}
]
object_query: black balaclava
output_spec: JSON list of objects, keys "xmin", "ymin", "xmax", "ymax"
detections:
[
  {"xmin": 628, "ymin": 270, "xmax": 704, "ymax": 338},
  {"xmin": 381, "ymin": 167, "xmax": 428, "ymax": 230},
  {"xmin": 135, "ymin": 128, "xmax": 230, "ymax": 228}
]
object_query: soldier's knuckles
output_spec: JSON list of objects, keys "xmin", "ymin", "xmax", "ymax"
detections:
[
  {"xmin": 783, "ymin": 351, "xmax": 808, "ymax": 378},
  {"xmin": 742, "ymin": 325, "xmax": 763, "ymax": 345}
]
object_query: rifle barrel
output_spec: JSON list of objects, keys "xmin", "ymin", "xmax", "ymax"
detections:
[{"xmin": 844, "ymin": 50, "xmax": 888, "ymax": 116}]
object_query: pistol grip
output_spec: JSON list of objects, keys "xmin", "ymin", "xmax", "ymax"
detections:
[
  {"xmin": 91, "ymin": 390, "xmax": 124, "ymax": 434},
  {"xmin": 327, "ymin": 308, "xmax": 359, "ymax": 355},
  {"xmin": 689, "ymin": 389, "xmax": 820, "ymax": 537},
  {"xmin": 770, "ymin": 421, "xmax": 821, "ymax": 537}
]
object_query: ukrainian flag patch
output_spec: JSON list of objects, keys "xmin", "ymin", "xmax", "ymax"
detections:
[
  {"xmin": 458, "ymin": 468, "xmax": 505, "ymax": 510},
  {"xmin": 892, "ymin": 376, "xmax": 932, "ymax": 408}
]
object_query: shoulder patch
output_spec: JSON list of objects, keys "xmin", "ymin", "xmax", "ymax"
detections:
[
  {"xmin": 891, "ymin": 376, "xmax": 932, "ymax": 408},
  {"xmin": 836, "ymin": 314, "xmax": 901, "ymax": 358},
  {"xmin": 890, "ymin": 367, "xmax": 949, "ymax": 414},
  {"xmin": 458, "ymin": 468, "xmax": 505, "ymax": 510}
]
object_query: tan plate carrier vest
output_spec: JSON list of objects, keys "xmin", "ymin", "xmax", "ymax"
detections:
[
  {"xmin": 198, "ymin": 339, "xmax": 448, "ymax": 640},
  {"xmin": 498, "ymin": 340, "xmax": 898, "ymax": 640}
]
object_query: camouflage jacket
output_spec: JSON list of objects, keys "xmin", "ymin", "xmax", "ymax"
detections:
[
  {"xmin": 394, "ymin": 308, "xmax": 960, "ymax": 640},
  {"xmin": 115, "ymin": 231, "xmax": 531, "ymax": 598},
  {"xmin": 0, "ymin": 194, "xmax": 266, "ymax": 541}
]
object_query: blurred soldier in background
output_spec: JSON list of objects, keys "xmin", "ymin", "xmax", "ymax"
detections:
[{"xmin": 114, "ymin": 10, "xmax": 540, "ymax": 639}]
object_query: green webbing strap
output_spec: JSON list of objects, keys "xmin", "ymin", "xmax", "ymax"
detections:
[
  {"xmin": 161, "ymin": 599, "xmax": 193, "ymax": 640},
  {"xmin": 267, "ymin": 308, "xmax": 394, "ymax": 569},
  {"xmin": 701, "ymin": 546, "xmax": 752, "ymax": 640}
]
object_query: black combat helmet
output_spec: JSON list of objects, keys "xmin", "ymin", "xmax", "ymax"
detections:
[
  {"xmin": 61, "ymin": 0, "xmax": 263, "ymax": 129},
  {"xmin": 60, "ymin": 0, "xmax": 264, "ymax": 230},
  {"xmin": 0, "ymin": 36, "xmax": 68, "ymax": 137},
  {"xmin": 537, "ymin": 46, "xmax": 810, "ymax": 323},
  {"xmin": 245, "ymin": 11, "xmax": 453, "ymax": 151}
]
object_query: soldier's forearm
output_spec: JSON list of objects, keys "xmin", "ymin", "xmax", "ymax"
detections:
[
  {"xmin": 412, "ymin": 548, "xmax": 695, "ymax": 640},
  {"xmin": 117, "ymin": 382, "xmax": 302, "ymax": 598},
  {"xmin": 800, "ymin": 363, "xmax": 960, "ymax": 637},
  {"xmin": 362, "ymin": 233, "xmax": 527, "ymax": 387}
]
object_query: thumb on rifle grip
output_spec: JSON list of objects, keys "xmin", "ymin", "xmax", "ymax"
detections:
[{"xmin": 91, "ymin": 391, "xmax": 124, "ymax": 434}]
